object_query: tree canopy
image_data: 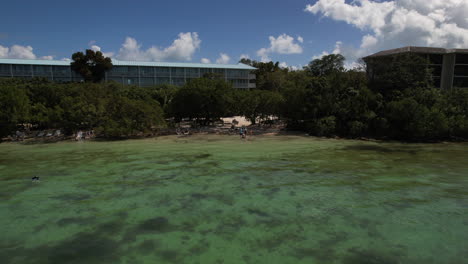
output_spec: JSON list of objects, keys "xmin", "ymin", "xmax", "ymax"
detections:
[
  {"xmin": 304, "ymin": 54, "xmax": 345, "ymax": 77},
  {"xmin": 71, "ymin": 49, "xmax": 113, "ymax": 83}
]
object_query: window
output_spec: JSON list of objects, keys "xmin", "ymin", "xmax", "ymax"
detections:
[
  {"xmin": 171, "ymin": 67, "xmax": 185, "ymax": 77},
  {"xmin": 155, "ymin": 77, "xmax": 170, "ymax": 85},
  {"xmin": 200, "ymin": 68, "xmax": 212, "ymax": 76},
  {"xmin": 453, "ymin": 77, "xmax": 468, "ymax": 88},
  {"xmin": 33, "ymin": 65, "xmax": 51, "ymax": 77},
  {"xmin": 455, "ymin": 54, "xmax": 468, "ymax": 64},
  {"xmin": 126, "ymin": 77, "xmax": 138, "ymax": 85},
  {"xmin": 186, "ymin": 68, "xmax": 199, "ymax": 77},
  {"xmin": 12, "ymin": 64, "xmax": 32, "ymax": 76},
  {"xmin": 53, "ymin": 66, "xmax": 70, "ymax": 77},
  {"xmin": 428, "ymin": 54, "xmax": 443, "ymax": 64},
  {"xmin": 0, "ymin": 64, "xmax": 11, "ymax": 76},
  {"xmin": 140, "ymin": 77, "xmax": 154, "ymax": 86},
  {"xmin": 140, "ymin": 67, "xmax": 154, "ymax": 77},
  {"xmin": 155, "ymin": 67, "xmax": 170, "ymax": 77},
  {"xmin": 213, "ymin": 68, "xmax": 225, "ymax": 79},
  {"xmin": 227, "ymin": 70, "xmax": 248, "ymax": 78},
  {"xmin": 109, "ymin": 66, "xmax": 129, "ymax": 76},
  {"xmin": 454, "ymin": 65, "xmax": 468, "ymax": 77},
  {"xmin": 128, "ymin": 67, "xmax": 138, "ymax": 76},
  {"xmin": 171, "ymin": 77, "xmax": 185, "ymax": 86}
]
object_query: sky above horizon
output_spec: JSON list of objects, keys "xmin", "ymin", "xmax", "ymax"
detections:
[{"xmin": 1, "ymin": 0, "xmax": 467, "ymax": 69}]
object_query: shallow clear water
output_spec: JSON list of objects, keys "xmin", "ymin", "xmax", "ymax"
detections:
[{"xmin": 1, "ymin": 135, "xmax": 467, "ymax": 264}]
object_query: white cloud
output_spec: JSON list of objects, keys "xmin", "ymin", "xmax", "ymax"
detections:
[
  {"xmin": 39, "ymin": 56, "xmax": 54, "ymax": 60},
  {"xmin": 278, "ymin": 61, "xmax": 301, "ymax": 71},
  {"xmin": 88, "ymin": 43, "xmax": 114, "ymax": 58},
  {"xmin": 0, "ymin": 44, "xmax": 55, "ymax": 60},
  {"xmin": 297, "ymin": 36, "xmax": 304, "ymax": 43},
  {"xmin": 305, "ymin": 0, "xmax": 468, "ymax": 62},
  {"xmin": 216, "ymin": 53, "xmax": 230, "ymax": 64},
  {"xmin": 256, "ymin": 34, "xmax": 303, "ymax": 62},
  {"xmin": 90, "ymin": 45, "xmax": 101, "ymax": 52},
  {"xmin": 0, "ymin": 45, "xmax": 8, "ymax": 57},
  {"xmin": 279, "ymin": 62, "xmax": 288, "ymax": 68},
  {"xmin": 116, "ymin": 32, "xmax": 201, "ymax": 61},
  {"xmin": 61, "ymin": 58, "xmax": 71, "ymax": 62},
  {"xmin": 311, "ymin": 41, "xmax": 342, "ymax": 60},
  {"xmin": 201, "ymin": 58, "xmax": 211, "ymax": 64}
]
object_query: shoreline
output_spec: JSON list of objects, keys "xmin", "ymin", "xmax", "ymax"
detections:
[{"xmin": 2, "ymin": 127, "xmax": 466, "ymax": 145}]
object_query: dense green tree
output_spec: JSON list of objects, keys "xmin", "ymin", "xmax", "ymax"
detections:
[
  {"xmin": 365, "ymin": 53, "xmax": 433, "ymax": 97},
  {"xmin": 0, "ymin": 85, "xmax": 30, "ymax": 138},
  {"xmin": 71, "ymin": 49, "xmax": 113, "ymax": 83},
  {"xmin": 236, "ymin": 90, "xmax": 284, "ymax": 124},
  {"xmin": 169, "ymin": 78, "xmax": 234, "ymax": 125},
  {"xmin": 304, "ymin": 54, "xmax": 345, "ymax": 77}
]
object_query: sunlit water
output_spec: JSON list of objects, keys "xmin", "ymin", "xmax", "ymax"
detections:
[{"xmin": 1, "ymin": 135, "xmax": 467, "ymax": 264}]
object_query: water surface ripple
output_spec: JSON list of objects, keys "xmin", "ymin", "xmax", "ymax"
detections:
[{"xmin": 1, "ymin": 135, "xmax": 467, "ymax": 264}]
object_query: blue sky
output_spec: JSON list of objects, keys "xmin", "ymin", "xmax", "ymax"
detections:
[{"xmin": 1, "ymin": 0, "xmax": 467, "ymax": 68}]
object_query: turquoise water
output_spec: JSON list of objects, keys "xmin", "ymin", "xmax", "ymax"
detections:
[{"xmin": 1, "ymin": 135, "xmax": 467, "ymax": 264}]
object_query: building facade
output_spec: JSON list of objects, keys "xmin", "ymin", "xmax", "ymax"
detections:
[
  {"xmin": 363, "ymin": 46, "xmax": 468, "ymax": 90},
  {"xmin": 0, "ymin": 58, "xmax": 257, "ymax": 89}
]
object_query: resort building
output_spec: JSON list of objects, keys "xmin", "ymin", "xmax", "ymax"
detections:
[
  {"xmin": 0, "ymin": 58, "xmax": 257, "ymax": 89},
  {"xmin": 363, "ymin": 46, "xmax": 468, "ymax": 90}
]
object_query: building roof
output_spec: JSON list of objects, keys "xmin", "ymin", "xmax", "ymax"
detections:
[
  {"xmin": 364, "ymin": 46, "xmax": 468, "ymax": 59},
  {"xmin": 0, "ymin": 58, "xmax": 257, "ymax": 70}
]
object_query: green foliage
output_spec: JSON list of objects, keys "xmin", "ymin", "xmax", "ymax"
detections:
[
  {"xmin": 169, "ymin": 78, "xmax": 234, "ymax": 124},
  {"xmin": 71, "ymin": 49, "xmax": 113, "ymax": 83},
  {"xmin": 366, "ymin": 53, "xmax": 433, "ymax": 97},
  {"xmin": 1, "ymin": 52, "xmax": 467, "ymax": 142},
  {"xmin": 0, "ymin": 84, "xmax": 30, "ymax": 138},
  {"xmin": 304, "ymin": 54, "xmax": 345, "ymax": 77},
  {"xmin": 236, "ymin": 90, "xmax": 284, "ymax": 124},
  {"xmin": 0, "ymin": 79, "xmax": 165, "ymax": 138}
]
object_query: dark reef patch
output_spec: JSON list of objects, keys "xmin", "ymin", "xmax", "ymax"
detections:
[
  {"xmin": 342, "ymin": 248, "xmax": 403, "ymax": 264},
  {"xmin": 56, "ymin": 216, "xmax": 96, "ymax": 227},
  {"xmin": 50, "ymin": 193, "xmax": 91, "ymax": 202},
  {"xmin": 343, "ymin": 144, "xmax": 417, "ymax": 155},
  {"xmin": 138, "ymin": 216, "xmax": 171, "ymax": 232},
  {"xmin": 247, "ymin": 208, "xmax": 270, "ymax": 218}
]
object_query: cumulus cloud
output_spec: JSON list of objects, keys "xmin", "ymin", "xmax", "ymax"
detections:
[
  {"xmin": 201, "ymin": 58, "xmax": 211, "ymax": 64},
  {"xmin": 116, "ymin": 32, "xmax": 201, "ymax": 61},
  {"xmin": 305, "ymin": 0, "xmax": 468, "ymax": 61},
  {"xmin": 88, "ymin": 43, "xmax": 114, "ymax": 58},
  {"xmin": 39, "ymin": 56, "xmax": 54, "ymax": 60},
  {"xmin": 297, "ymin": 36, "xmax": 304, "ymax": 43},
  {"xmin": 279, "ymin": 61, "xmax": 301, "ymax": 71},
  {"xmin": 0, "ymin": 44, "xmax": 56, "ymax": 60},
  {"xmin": 90, "ymin": 45, "xmax": 101, "ymax": 52},
  {"xmin": 216, "ymin": 53, "xmax": 230, "ymax": 64},
  {"xmin": 0, "ymin": 45, "xmax": 37, "ymax": 59},
  {"xmin": 311, "ymin": 41, "xmax": 342, "ymax": 60},
  {"xmin": 257, "ymin": 34, "xmax": 303, "ymax": 62}
]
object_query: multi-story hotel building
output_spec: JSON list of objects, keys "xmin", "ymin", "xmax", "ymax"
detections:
[{"xmin": 0, "ymin": 58, "xmax": 257, "ymax": 89}]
